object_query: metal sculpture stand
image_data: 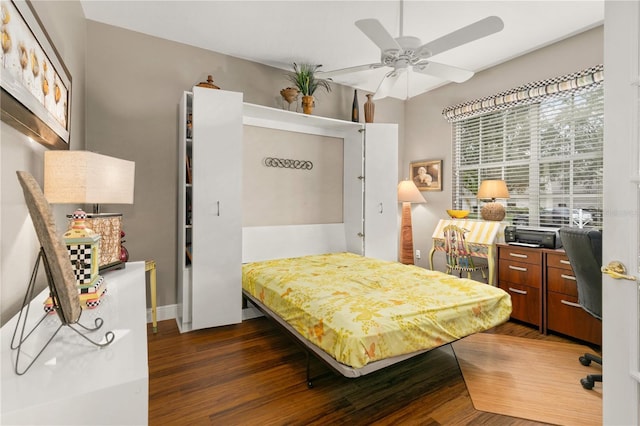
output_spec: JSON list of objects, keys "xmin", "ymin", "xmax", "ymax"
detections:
[{"xmin": 10, "ymin": 248, "xmax": 115, "ymax": 375}]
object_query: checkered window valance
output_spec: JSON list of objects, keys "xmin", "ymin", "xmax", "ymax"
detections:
[{"xmin": 442, "ymin": 64, "xmax": 604, "ymax": 122}]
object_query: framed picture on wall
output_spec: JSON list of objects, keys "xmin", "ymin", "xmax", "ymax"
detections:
[
  {"xmin": 0, "ymin": 0, "xmax": 72, "ymax": 150},
  {"xmin": 410, "ymin": 159, "xmax": 442, "ymax": 191}
]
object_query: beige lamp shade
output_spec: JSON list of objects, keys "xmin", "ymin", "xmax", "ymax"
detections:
[
  {"xmin": 477, "ymin": 180, "xmax": 509, "ymax": 201},
  {"xmin": 477, "ymin": 180, "xmax": 509, "ymax": 221},
  {"xmin": 398, "ymin": 180, "xmax": 426, "ymax": 203},
  {"xmin": 44, "ymin": 151, "xmax": 135, "ymax": 205}
]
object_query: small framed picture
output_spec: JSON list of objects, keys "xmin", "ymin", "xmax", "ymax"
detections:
[{"xmin": 410, "ymin": 159, "xmax": 442, "ymax": 191}]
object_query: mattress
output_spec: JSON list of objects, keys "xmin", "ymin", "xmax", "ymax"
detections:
[{"xmin": 242, "ymin": 252, "xmax": 512, "ymax": 369}]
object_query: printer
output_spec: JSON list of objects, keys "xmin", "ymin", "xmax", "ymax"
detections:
[{"xmin": 504, "ymin": 226, "xmax": 562, "ymax": 249}]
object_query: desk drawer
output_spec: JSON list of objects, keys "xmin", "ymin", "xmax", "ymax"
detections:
[
  {"xmin": 499, "ymin": 246, "xmax": 542, "ymax": 265},
  {"xmin": 547, "ymin": 267, "xmax": 578, "ymax": 296},
  {"xmin": 499, "ymin": 282, "xmax": 541, "ymax": 326},
  {"xmin": 498, "ymin": 261, "xmax": 542, "ymax": 288},
  {"xmin": 547, "ymin": 252, "xmax": 573, "ymax": 271},
  {"xmin": 547, "ymin": 291, "xmax": 602, "ymax": 345}
]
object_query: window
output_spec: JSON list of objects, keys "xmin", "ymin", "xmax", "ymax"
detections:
[{"xmin": 451, "ymin": 83, "xmax": 604, "ymax": 228}]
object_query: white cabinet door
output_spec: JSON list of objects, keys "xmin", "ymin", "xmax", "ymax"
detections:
[
  {"xmin": 191, "ymin": 88, "xmax": 243, "ymax": 330},
  {"xmin": 602, "ymin": 2, "xmax": 640, "ymax": 423},
  {"xmin": 343, "ymin": 128, "xmax": 365, "ymax": 255},
  {"xmin": 364, "ymin": 123, "xmax": 398, "ymax": 261}
]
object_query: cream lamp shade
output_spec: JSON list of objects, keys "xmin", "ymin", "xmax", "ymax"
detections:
[
  {"xmin": 44, "ymin": 151, "xmax": 135, "ymax": 270},
  {"xmin": 398, "ymin": 179, "xmax": 425, "ymax": 265},
  {"xmin": 398, "ymin": 179, "xmax": 427, "ymax": 203},
  {"xmin": 477, "ymin": 180, "xmax": 509, "ymax": 221},
  {"xmin": 44, "ymin": 151, "xmax": 135, "ymax": 208}
]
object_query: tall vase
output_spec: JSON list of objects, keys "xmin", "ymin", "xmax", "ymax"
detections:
[
  {"xmin": 364, "ymin": 94, "xmax": 375, "ymax": 123},
  {"xmin": 352, "ymin": 89, "xmax": 359, "ymax": 122},
  {"xmin": 302, "ymin": 95, "xmax": 314, "ymax": 114}
]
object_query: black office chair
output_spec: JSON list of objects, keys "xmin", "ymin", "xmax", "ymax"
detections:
[{"xmin": 558, "ymin": 227, "xmax": 603, "ymax": 390}]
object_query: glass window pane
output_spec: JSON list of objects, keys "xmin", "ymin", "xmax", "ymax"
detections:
[{"xmin": 452, "ymin": 85, "xmax": 603, "ymax": 229}]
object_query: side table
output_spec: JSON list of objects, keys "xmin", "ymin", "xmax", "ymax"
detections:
[{"xmin": 145, "ymin": 260, "xmax": 157, "ymax": 333}]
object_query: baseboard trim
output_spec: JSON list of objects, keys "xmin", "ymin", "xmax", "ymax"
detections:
[
  {"xmin": 146, "ymin": 304, "xmax": 264, "ymax": 324},
  {"xmin": 146, "ymin": 304, "xmax": 178, "ymax": 324}
]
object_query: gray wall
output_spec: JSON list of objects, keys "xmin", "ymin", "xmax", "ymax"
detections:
[
  {"xmin": 0, "ymin": 0, "xmax": 86, "ymax": 326},
  {"xmin": 243, "ymin": 127, "xmax": 344, "ymax": 226},
  {"xmin": 404, "ymin": 25, "xmax": 604, "ymax": 271},
  {"xmin": 84, "ymin": 20, "xmax": 404, "ymax": 311}
]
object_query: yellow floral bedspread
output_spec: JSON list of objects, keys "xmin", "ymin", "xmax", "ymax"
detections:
[{"xmin": 242, "ymin": 252, "xmax": 512, "ymax": 369}]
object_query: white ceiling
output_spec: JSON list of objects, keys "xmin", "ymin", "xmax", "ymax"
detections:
[{"xmin": 80, "ymin": 1, "xmax": 604, "ymax": 99}]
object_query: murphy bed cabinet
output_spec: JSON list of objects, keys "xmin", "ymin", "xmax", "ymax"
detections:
[{"xmin": 177, "ymin": 87, "xmax": 398, "ymax": 332}]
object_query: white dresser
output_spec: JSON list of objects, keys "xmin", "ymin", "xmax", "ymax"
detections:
[{"xmin": 1, "ymin": 261, "xmax": 148, "ymax": 425}]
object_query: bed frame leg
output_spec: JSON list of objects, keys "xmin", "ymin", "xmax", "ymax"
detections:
[{"xmin": 306, "ymin": 351, "xmax": 314, "ymax": 388}]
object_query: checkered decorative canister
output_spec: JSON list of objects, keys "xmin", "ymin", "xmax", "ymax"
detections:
[
  {"xmin": 63, "ymin": 209, "xmax": 107, "ymax": 309},
  {"xmin": 67, "ymin": 243, "xmax": 94, "ymax": 284}
]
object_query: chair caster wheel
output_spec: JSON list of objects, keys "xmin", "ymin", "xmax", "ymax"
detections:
[
  {"xmin": 579, "ymin": 355, "xmax": 591, "ymax": 366},
  {"xmin": 581, "ymin": 377, "xmax": 594, "ymax": 390},
  {"xmin": 307, "ymin": 381, "xmax": 314, "ymax": 389}
]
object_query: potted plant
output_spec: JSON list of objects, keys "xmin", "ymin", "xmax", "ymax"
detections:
[{"xmin": 286, "ymin": 63, "xmax": 331, "ymax": 114}]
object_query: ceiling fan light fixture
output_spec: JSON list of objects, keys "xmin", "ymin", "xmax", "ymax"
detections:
[{"xmin": 324, "ymin": 7, "xmax": 504, "ymax": 100}]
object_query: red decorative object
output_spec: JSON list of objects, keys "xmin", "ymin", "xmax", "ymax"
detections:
[{"xmin": 120, "ymin": 230, "xmax": 129, "ymax": 262}]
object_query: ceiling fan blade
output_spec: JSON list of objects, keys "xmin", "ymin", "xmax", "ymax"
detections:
[
  {"xmin": 414, "ymin": 61, "xmax": 474, "ymax": 83},
  {"xmin": 355, "ymin": 19, "xmax": 402, "ymax": 53},
  {"xmin": 373, "ymin": 70, "xmax": 402, "ymax": 100},
  {"xmin": 318, "ymin": 63, "xmax": 382, "ymax": 78},
  {"xmin": 418, "ymin": 16, "xmax": 504, "ymax": 58}
]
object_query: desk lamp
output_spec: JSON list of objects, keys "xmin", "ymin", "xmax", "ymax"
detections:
[
  {"xmin": 398, "ymin": 179, "xmax": 426, "ymax": 265},
  {"xmin": 44, "ymin": 151, "xmax": 135, "ymax": 271},
  {"xmin": 477, "ymin": 180, "xmax": 509, "ymax": 221}
]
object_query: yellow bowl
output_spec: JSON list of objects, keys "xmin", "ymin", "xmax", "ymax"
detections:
[{"xmin": 447, "ymin": 209, "xmax": 470, "ymax": 219}]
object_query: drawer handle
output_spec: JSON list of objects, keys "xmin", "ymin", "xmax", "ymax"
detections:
[
  {"xmin": 561, "ymin": 299, "xmax": 582, "ymax": 308},
  {"xmin": 508, "ymin": 265, "xmax": 528, "ymax": 272},
  {"xmin": 560, "ymin": 274, "xmax": 576, "ymax": 281},
  {"xmin": 508, "ymin": 287, "xmax": 528, "ymax": 295},
  {"xmin": 509, "ymin": 253, "xmax": 528, "ymax": 259},
  {"xmin": 560, "ymin": 259, "xmax": 571, "ymax": 265}
]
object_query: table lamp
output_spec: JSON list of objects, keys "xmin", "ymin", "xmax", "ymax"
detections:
[
  {"xmin": 44, "ymin": 151, "xmax": 135, "ymax": 271},
  {"xmin": 477, "ymin": 180, "xmax": 509, "ymax": 221},
  {"xmin": 398, "ymin": 179, "xmax": 426, "ymax": 265}
]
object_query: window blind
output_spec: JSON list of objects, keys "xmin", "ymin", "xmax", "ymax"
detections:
[{"xmin": 451, "ymin": 80, "xmax": 604, "ymax": 229}]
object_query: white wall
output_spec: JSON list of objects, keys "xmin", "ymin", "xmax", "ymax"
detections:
[{"xmin": 0, "ymin": 0, "xmax": 86, "ymax": 326}]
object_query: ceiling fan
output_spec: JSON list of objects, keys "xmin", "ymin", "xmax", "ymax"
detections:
[{"xmin": 320, "ymin": 2, "xmax": 504, "ymax": 100}]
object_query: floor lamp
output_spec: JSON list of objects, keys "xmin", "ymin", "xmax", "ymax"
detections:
[{"xmin": 398, "ymin": 179, "xmax": 426, "ymax": 265}]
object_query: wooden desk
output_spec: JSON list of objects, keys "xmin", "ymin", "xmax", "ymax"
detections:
[
  {"xmin": 429, "ymin": 219, "xmax": 503, "ymax": 285},
  {"xmin": 497, "ymin": 244, "xmax": 602, "ymax": 345}
]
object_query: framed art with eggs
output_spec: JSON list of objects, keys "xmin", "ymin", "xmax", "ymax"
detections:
[{"xmin": 0, "ymin": 0, "xmax": 71, "ymax": 150}]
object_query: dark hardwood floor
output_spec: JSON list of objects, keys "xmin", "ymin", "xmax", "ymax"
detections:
[{"xmin": 147, "ymin": 317, "xmax": 597, "ymax": 425}]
